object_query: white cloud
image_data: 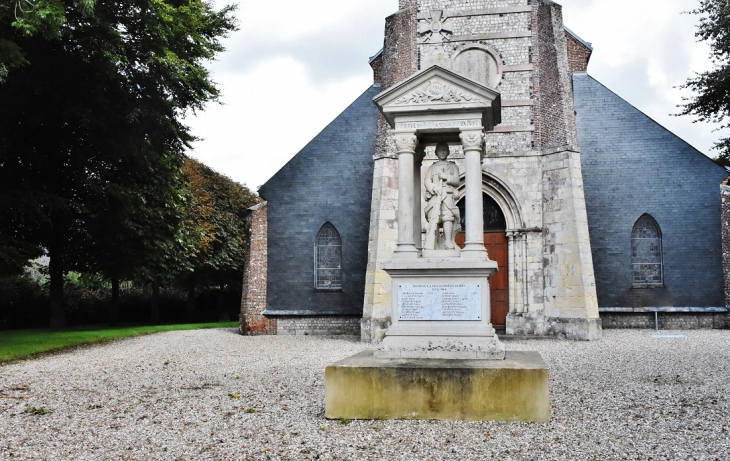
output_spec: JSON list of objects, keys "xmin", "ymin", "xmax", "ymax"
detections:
[
  {"xmin": 560, "ymin": 0, "xmax": 726, "ymax": 155},
  {"xmin": 188, "ymin": 57, "xmax": 372, "ymax": 189}
]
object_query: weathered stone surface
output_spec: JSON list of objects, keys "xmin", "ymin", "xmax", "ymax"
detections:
[
  {"xmin": 325, "ymin": 350, "xmax": 550, "ymax": 422},
  {"xmin": 275, "ymin": 316, "xmax": 360, "ymax": 336},
  {"xmin": 240, "ymin": 202, "xmax": 276, "ymax": 335}
]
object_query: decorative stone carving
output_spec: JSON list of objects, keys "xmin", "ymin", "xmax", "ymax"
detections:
[
  {"xmin": 459, "ymin": 130, "xmax": 485, "ymax": 151},
  {"xmin": 393, "ymin": 79, "xmax": 485, "ymax": 106},
  {"xmin": 393, "ymin": 132, "xmax": 418, "ymax": 153},
  {"xmin": 418, "ymin": 10, "xmax": 453, "ymax": 43},
  {"xmin": 424, "ymin": 142, "xmax": 462, "ymax": 251}
]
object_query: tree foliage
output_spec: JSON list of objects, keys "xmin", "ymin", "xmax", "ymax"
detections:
[
  {"xmin": 0, "ymin": 0, "xmax": 96, "ymax": 81},
  {"xmin": 0, "ymin": 0, "xmax": 237, "ymax": 327},
  {"xmin": 182, "ymin": 158, "xmax": 259, "ymax": 287},
  {"xmin": 678, "ymin": 0, "xmax": 730, "ymax": 163}
]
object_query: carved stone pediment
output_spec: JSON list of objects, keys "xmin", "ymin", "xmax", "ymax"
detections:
[
  {"xmin": 392, "ymin": 79, "xmax": 485, "ymax": 106},
  {"xmin": 374, "ymin": 66, "xmax": 501, "ymax": 131}
]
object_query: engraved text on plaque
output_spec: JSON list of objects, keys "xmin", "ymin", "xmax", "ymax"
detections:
[{"xmin": 397, "ymin": 284, "xmax": 481, "ymax": 321}]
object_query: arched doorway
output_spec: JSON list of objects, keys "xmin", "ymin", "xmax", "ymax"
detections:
[{"xmin": 455, "ymin": 194, "xmax": 508, "ymax": 330}]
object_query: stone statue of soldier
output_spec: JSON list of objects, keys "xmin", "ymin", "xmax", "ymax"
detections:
[{"xmin": 424, "ymin": 142, "xmax": 461, "ymax": 250}]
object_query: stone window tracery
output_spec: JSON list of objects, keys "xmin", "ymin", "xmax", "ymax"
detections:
[
  {"xmin": 315, "ymin": 223, "xmax": 342, "ymax": 290},
  {"xmin": 631, "ymin": 214, "xmax": 663, "ymax": 286}
]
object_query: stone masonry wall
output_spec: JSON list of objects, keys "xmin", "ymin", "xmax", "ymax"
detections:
[
  {"xmin": 362, "ymin": 4, "xmax": 418, "ymax": 343},
  {"xmin": 565, "ymin": 31, "xmax": 591, "ymax": 74},
  {"xmin": 240, "ymin": 202, "xmax": 276, "ymax": 335},
  {"xmin": 277, "ymin": 316, "xmax": 361, "ymax": 336},
  {"xmin": 602, "ymin": 313, "xmax": 727, "ymax": 330}
]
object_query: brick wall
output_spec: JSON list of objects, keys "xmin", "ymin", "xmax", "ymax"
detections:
[
  {"xmin": 722, "ymin": 181, "xmax": 730, "ymax": 327},
  {"xmin": 277, "ymin": 316, "xmax": 361, "ymax": 336},
  {"xmin": 533, "ymin": 0, "xmax": 578, "ymax": 150},
  {"xmin": 370, "ymin": 52, "xmax": 383, "ymax": 86},
  {"xmin": 240, "ymin": 202, "xmax": 276, "ymax": 335},
  {"xmin": 602, "ymin": 313, "xmax": 727, "ymax": 330},
  {"xmin": 565, "ymin": 31, "xmax": 591, "ymax": 73}
]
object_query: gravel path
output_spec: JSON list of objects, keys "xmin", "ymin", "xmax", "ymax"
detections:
[{"xmin": 1, "ymin": 328, "xmax": 729, "ymax": 460}]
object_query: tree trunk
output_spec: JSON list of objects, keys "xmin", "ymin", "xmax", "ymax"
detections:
[
  {"xmin": 49, "ymin": 251, "xmax": 65, "ymax": 329},
  {"xmin": 151, "ymin": 279, "xmax": 160, "ymax": 324},
  {"xmin": 186, "ymin": 273, "xmax": 196, "ymax": 322},
  {"xmin": 110, "ymin": 277, "xmax": 120, "ymax": 327}
]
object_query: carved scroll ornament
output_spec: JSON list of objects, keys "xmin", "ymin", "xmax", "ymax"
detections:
[
  {"xmin": 393, "ymin": 80, "xmax": 484, "ymax": 106},
  {"xmin": 393, "ymin": 132, "xmax": 418, "ymax": 153},
  {"xmin": 460, "ymin": 131, "xmax": 485, "ymax": 151}
]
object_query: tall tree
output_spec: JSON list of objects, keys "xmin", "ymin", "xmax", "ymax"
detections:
[
  {"xmin": 0, "ymin": 0, "xmax": 95, "ymax": 82},
  {"xmin": 182, "ymin": 158, "xmax": 259, "ymax": 319},
  {"xmin": 0, "ymin": 1, "xmax": 237, "ymax": 328},
  {"xmin": 678, "ymin": 0, "xmax": 730, "ymax": 164}
]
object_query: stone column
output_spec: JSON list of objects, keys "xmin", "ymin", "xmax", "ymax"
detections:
[
  {"xmin": 413, "ymin": 145, "xmax": 425, "ymax": 250},
  {"xmin": 460, "ymin": 128, "xmax": 487, "ymax": 257},
  {"xmin": 506, "ymin": 230, "xmax": 517, "ymax": 314},
  {"xmin": 393, "ymin": 130, "xmax": 419, "ymax": 258}
]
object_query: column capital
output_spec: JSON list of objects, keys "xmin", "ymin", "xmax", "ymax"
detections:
[
  {"xmin": 393, "ymin": 130, "xmax": 419, "ymax": 155},
  {"xmin": 459, "ymin": 128, "xmax": 485, "ymax": 152}
]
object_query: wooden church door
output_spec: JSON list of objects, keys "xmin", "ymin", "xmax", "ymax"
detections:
[{"xmin": 456, "ymin": 195, "xmax": 508, "ymax": 330}]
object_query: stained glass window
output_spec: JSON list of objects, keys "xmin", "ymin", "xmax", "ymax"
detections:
[
  {"xmin": 631, "ymin": 215, "xmax": 663, "ymax": 286},
  {"xmin": 315, "ymin": 223, "xmax": 342, "ymax": 290}
]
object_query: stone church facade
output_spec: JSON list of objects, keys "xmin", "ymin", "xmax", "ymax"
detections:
[{"xmin": 240, "ymin": 0, "xmax": 729, "ymax": 340}]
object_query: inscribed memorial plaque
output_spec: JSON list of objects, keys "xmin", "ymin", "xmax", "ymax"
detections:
[{"xmin": 398, "ymin": 284, "xmax": 481, "ymax": 321}]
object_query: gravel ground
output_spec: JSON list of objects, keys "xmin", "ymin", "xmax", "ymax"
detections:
[{"xmin": 0, "ymin": 328, "xmax": 729, "ymax": 460}]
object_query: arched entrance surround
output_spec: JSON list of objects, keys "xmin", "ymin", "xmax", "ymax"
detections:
[{"xmin": 454, "ymin": 173, "xmax": 529, "ymax": 328}]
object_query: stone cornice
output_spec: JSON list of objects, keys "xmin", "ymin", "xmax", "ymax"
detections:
[{"xmin": 417, "ymin": 6, "xmax": 532, "ymax": 20}]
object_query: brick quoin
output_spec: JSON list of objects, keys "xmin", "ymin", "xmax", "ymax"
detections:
[
  {"xmin": 240, "ymin": 202, "xmax": 276, "ymax": 335},
  {"xmin": 565, "ymin": 31, "xmax": 592, "ymax": 74},
  {"xmin": 374, "ymin": 2, "xmax": 418, "ymax": 161},
  {"xmin": 723, "ymin": 181, "xmax": 730, "ymax": 326},
  {"xmin": 532, "ymin": 0, "xmax": 578, "ymax": 151}
]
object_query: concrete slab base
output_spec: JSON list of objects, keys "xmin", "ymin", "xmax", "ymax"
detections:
[{"xmin": 325, "ymin": 350, "xmax": 549, "ymax": 422}]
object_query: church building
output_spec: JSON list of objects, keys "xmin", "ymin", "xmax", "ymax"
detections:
[{"xmin": 240, "ymin": 0, "xmax": 729, "ymax": 341}]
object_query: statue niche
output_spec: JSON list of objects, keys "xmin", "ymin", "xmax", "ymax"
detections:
[{"xmin": 424, "ymin": 142, "xmax": 462, "ymax": 251}]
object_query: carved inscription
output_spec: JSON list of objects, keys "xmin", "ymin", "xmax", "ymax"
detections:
[
  {"xmin": 398, "ymin": 284, "xmax": 481, "ymax": 321},
  {"xmin": 395, "ymin": 119, "xmax": 481, "ymax": 130}
]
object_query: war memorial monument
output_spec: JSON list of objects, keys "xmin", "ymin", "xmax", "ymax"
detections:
[{"xmin": 325, "ymin": 66, "xmax": 550, "ymax": 422}]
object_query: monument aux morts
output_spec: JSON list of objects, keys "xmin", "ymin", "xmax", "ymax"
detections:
[{"xmin": 240, "ymin": 0, "xmax": 729, "ymax": 340}]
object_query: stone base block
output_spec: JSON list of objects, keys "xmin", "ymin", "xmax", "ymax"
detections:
[
  {"xmin": 376, "ymin": 334, "xmax": 505, "ymax": 359},
  {"xmin": 506, "ymin": 313, "xmax": 602, "ymax": 340},
  {"xmin": 325, "ymin": 350, "xmax": 549, "ymax": 422}
]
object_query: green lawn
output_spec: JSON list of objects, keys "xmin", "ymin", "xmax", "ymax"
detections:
[{"xmin": 0, "ymin": 322, "xmax": 238, "ymax": 363}]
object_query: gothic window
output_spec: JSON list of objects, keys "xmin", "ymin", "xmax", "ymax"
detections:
[
  {"xmin": 631, "ymin": 214, "xmax": 663, "ymax": 286},
  {"xmin": 315, "ymin": 223, "xmax": 342, "ymax": 290}
]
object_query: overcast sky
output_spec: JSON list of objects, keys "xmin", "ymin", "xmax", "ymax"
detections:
[{"xmin": 186, "ymin": 0, "xmax": 724, "ymax": 190}]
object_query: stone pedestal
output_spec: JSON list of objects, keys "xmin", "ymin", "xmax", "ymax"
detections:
[
  {"xmin": 378, "ymin": 258, "xmax": 505, "ymax": 359},
  {"xmin": 325, "ymin": 350, "xmax": 550, "ymax": 422}
]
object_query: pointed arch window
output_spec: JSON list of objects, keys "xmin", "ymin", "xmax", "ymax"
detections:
[
  {"xmin": 631, "ymin": 214, "xmax": 663, "ymax": 286},
  {"xmin": 315, "ymin": 223, "xmax": 342, "ymax": 290}
]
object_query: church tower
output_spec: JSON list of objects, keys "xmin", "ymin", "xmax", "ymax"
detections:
[{"xmin": 362, "ymin": 0, "xmax": 602, "ymax": 342}]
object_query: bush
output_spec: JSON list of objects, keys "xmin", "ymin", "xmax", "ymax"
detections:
[{"xmin": 0, "ymin": 276, "xmax": 242, "ymax": 330}]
